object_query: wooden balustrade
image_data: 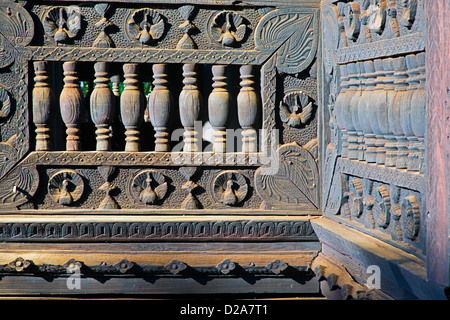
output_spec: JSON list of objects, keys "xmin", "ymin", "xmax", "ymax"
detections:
[
  {"xmin": 332, "ymin": 53, "xmax": 425, "ymax": 174},
  {"xmin": 32, "ymin": 62, "xmax": 262, "ymax": 155}
]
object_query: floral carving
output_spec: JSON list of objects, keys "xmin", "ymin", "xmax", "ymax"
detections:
[
  {"xmin": 126, "ymin": 8, "xmax": 165, "ymax": 45},
  {"xmin": 209, "ymin": 11, "xmax": 247, "ymax": 47},
  {"xmin": 279, "ymin": 91, "xmax": 314, "ymax": 128},
  {"xmin": 114, "ymin": 259, "xmax": 135, "ymax": 273},
  {"xmin": 216, "ymin": 259, "xmax": 236, "ymax": 274},
  {"xmin": 164, "ymin": 260, "xmax": 187, "ymax": 275},
  {"xmin": 48, "ymin": 170, "xmax": 84, "ymax": 206},
  {"xmin": 43, "ymin": 6, "xmax": 81, "ymax": 44},
  {"xmin": 92, "ymin": 3, "xmax": 114, "ymax": 48}
]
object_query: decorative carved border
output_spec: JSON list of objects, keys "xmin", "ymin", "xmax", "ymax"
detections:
[
  {"xmin": 335, "ymin": 32, "xmax": 425, "ymax": 64},
  {"xmin": 0, "ymin": 219, "xmax": 318, "ymax": 242}
]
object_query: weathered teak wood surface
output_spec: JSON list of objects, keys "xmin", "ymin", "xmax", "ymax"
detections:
[{"xmin": 0, "ymin": 0, "xmax": 323, "ymax": 297}]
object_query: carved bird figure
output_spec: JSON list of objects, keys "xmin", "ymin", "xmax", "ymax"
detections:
[
  {"xmin": 58, "ymin": 178, "xmax": 73, "ymax": 205},
  {"xmin": 214, "ymin": 171, "xmax": 248, "ymax": 207},
  {"xmin": 137, "ymin": 172, "xmax": 167, "ymax": 205},
  {"xmin": 279, "ymin": 92, "xmax": 314, "ymax": 128},
  {"xmin": 211, "ymin": 12, "xmax": 246, "ymax": 47},
  {"xmin": 128, "ymin": 9, "xmax": 165, "ymax": 45},
  {"xmin": 44, "ymin": 7, "xmax": 81, "ymax": 44}
]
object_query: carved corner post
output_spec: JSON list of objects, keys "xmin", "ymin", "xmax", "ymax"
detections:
[
  {"xmin": 179, "ymin": 63, "xmax": 202, "ymax": 152},
  {"xmin": 237, "ymin": 65, "xmax": 259, "ymax": 153},
  {"xmin": 208, "ymin": 65, "xmax": 230, "ymax": 153},
  {"xmin": 334, "ymin": 64, "xmax": 349, "ymax": 157},
  {"xmin": 60, "ymin": 61, "xmax": 84, "ymax": 151},
  {"xmin": 90, "ymin": 62, "xmax": 116, "ymax": 151},
  {"xmin": 121, "ymin": 63, "xmax": 145, "ymax": 152},
  {"xmin": 32, "ymin": 61, "xmax": 54, "ymax": 151},
  {"xmin": 148, "ymin": 64, "xmax": 173, "ymax": 152}
]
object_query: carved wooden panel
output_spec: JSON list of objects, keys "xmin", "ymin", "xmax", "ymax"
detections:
[
  {"xmin": 320, "ymin": 0, "xmax": 427, "ymax": 260},
  {"xmin": 0, "ymin": 0, "xmax": 321, "ymax": 238}
]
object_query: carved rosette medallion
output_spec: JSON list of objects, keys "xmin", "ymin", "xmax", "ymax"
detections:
[
  {"xmin": 130, "ymin": 170, "xmax": 168, "ymax": 206},
  {"xmin": 255, "ymin": 142, "xmax": 319, "ymax": 210},
  {"xmin": 208, "ymin": 11, "xmax": 248, "ymax": 48},
  {"xmin": 212, "ymin": 171, "xmax": 248, "ymax": 207},
  {"xmin": 43, "ymin": 6, "xmax": 81, "ymax": 44},
  {"xmin": 279, "ymin": 91, "xmax": 314, "ymax": 129},
  {"xmin": 48, "ymin": 170, "xmax": 84, "ymax": 206},
  {"xmin": 125, "ymin": 9, "xmax": 166, "ymax": 46}
]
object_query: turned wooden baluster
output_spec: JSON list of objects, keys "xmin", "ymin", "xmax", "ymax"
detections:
[
  {"xmin": 351, "ymin": 61, "xmax": 364, "ymax": 160},
  {"xmin": 121, "ymin": 63, "xmax": 145, "ymax": 152},
  {"xmin": 32, "ymin": 61, "xmax": 54, "ymax": 151},
  {"xmin": 60, "ymin": 61, "xmax": 84, "ymax": 151},
  {"xmin": 375, "ymin": 58, "xmax": 393, "ymax": 165},
  {"xmin": 208, "ymin": 65, "xmax": 230, "ymax": 153},
  {"xmin": 410, "ymin": 52, "xmax": 426, "ymax": 173},
  {"xmin": 238, "ymin": 65, "xmax": 259, "ymax": 153},
  {"xmin": 361, "ymin": 60, "xmax": 376, "ymax": 162},
  {"xmin": 90, "ymin": 62, "xmax": 116, "ymax": 151},
  {"xmin": 179, "ymin": 64, "xmax": 202, "ymax": 152},
  {"xmin": 382, "ymin": 58, "xmax": 396, "ymax": 167},
  {"xmin": 388, "ymin": 56, "xmax": 408, "ymax": 169},
  {"xmin": 148, "ymin": 64, "xmax": 173, "ymax": 152}
]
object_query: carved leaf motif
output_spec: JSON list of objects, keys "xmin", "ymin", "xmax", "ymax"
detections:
[
  {"xmin": 256, "ymin": 142, "xmax": 319, "ymax": 209},
  {"xmin": 255, "ymin": 8, "xmax": 319, "ymax": 74},
  {"xmin": 0, "ymin": 2, "xmax": 34, "ymax": 68},
  {"xmin": 0, "ymin": 165, "xmax": 38, "ymax": 206}
]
